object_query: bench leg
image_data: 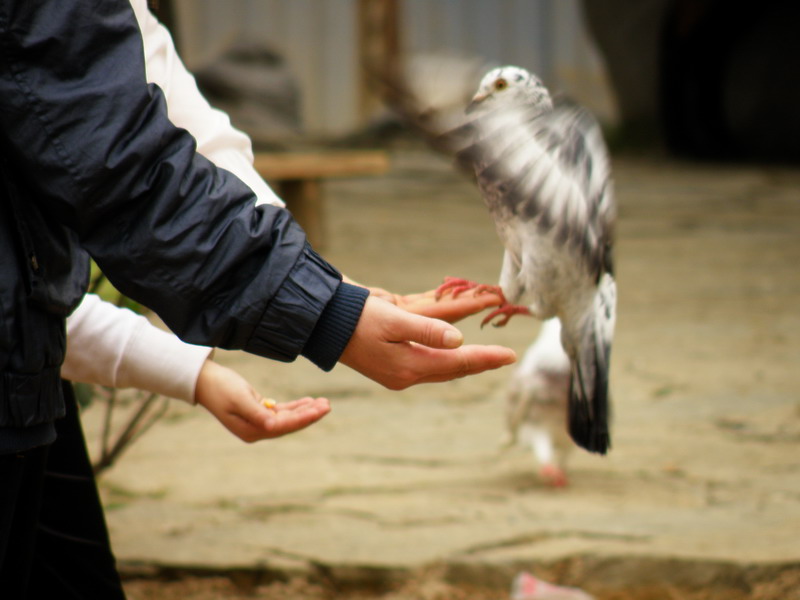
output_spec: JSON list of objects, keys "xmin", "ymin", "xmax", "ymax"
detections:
[{"xmin": 278, "ymin": 179, "xmax": 325, "ymax": 250}]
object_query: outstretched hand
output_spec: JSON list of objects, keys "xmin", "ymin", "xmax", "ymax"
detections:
[
  {"xmin": 342, "ymin": 275, "xmax": 504, "ymax": 324},
  {"xmin": 368, "ymin": 284, "xmax": 504, "ymax": 323},
  {"xmin": 340, "ymin": 295, "xmax": 516, "ymax": 390},
  {"xmin": 194, "ymin": 360, "xmax": 331, "ymax": 442}
]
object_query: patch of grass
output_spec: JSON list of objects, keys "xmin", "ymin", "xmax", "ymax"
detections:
[{"xmin": 100, "ymin": 480, "xmax": 168, "ymax": 511}]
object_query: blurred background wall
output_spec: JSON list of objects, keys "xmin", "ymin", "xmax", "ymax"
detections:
[
  {"xmin": 164, "ymin": 0, "xmax": 799, "ymax": 162},
  {"xmin": 169, "ymin": 0, "xmax": 616, "ymax": 137}
]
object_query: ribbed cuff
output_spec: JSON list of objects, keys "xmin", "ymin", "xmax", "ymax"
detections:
[
  {"xmin": 301, "ymin": 282, "xmax": 369, "ymax": 372},
  {"xmin": 246, "ymin": 243, "xmax": 342, "ymax": 362}
]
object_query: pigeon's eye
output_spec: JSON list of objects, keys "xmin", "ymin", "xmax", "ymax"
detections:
[{"xmin": 494, "ymin": 78, "xmax": 508, "ymax": 91}]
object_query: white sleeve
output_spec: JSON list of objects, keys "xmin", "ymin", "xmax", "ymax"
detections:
[
  {"xmin": 131, "ymin": 0, "xmax": 284, "ymax": 208},
  {"xmin": 63, "ymin": 295, "xmax": 212, "ymax": 403}
]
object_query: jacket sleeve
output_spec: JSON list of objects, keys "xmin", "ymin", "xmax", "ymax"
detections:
[{"xmin": 0, "ymin": 0, "xmax": 367, "ymax": 369}]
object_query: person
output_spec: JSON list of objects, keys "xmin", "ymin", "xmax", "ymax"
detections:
[{"xmin": 0, "ymin": 1, "xmax": 514, "ymax": 597}]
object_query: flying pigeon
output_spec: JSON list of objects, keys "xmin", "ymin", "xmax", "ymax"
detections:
[
  {"xmin": 505, "ymin": 318, "xmax": 574, "ymax": 487},
  {"xmin": 375, "ymin": 65, "xmax": 617, "ymax": 454}
]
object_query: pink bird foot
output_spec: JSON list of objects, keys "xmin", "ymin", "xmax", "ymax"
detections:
[{"xmin": 539, "ymin": 464, "xmax": 569, "ymax": 488}]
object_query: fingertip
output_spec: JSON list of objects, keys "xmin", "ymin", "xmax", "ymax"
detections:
[
  {"xmin": 465, "ymin": 344, "xmax": 517, "ymax": 369},
  {"xmin": 442, "ymin": 328, "xmax": 463, "ymax": 348},
  {"xmin": 495, "ymin": 348, "xmax": 517, "ymax": 367}
]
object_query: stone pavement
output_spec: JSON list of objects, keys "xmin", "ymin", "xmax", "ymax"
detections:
[{"xmin": 84, "ymin": 151, "xmax": 800, "ymax": 588}]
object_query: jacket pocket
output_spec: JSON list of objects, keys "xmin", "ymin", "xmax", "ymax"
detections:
[
  {"xmin": 0, "ymin": 367, "xmax": 65, "ymax": 427},
  {"xmin": 1, "ymin": 159, "xmax": 89, "ymax": 317}
]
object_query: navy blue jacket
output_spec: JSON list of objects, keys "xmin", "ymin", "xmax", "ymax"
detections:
[{"xmin": 0, "ymin": 1, "xmax": 368, "ymax": 453}]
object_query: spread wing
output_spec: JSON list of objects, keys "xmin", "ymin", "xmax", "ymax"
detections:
[
  {"xmin": 456, "ymin": 100, "xmax": 615, "ymax": 280},
  {"xmin": 372, "ymin": 67, "xmax": 615, "ymax": 280}
]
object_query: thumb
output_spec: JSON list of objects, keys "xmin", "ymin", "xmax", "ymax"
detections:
[
  {"xmin": 396, "ymin": 312, "xmax": 464, "ymax": 349},
  {"xmin": 237, "ymin": 389, "xmax": 272, "ymax": 426}
]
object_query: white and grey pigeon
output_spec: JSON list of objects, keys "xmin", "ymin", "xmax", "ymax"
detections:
[
  {"xmin": 378, "ymin": 65, "xmax": 617, "ymax": 454},
  {"xmin": 505, "ymin": 318, "xmax": 574, "ymax": 487}
]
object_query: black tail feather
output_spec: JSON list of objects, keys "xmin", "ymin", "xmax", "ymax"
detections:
[{"xmin": 567, "ymin": 336, "xmax": 611, "ymax": 454}]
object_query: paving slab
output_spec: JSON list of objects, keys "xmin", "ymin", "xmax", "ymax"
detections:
[{"xmin": 83, "ymin": 151, "xmax": 800, "ymax": 588}]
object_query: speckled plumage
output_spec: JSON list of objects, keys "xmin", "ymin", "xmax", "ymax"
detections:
[
  {"xmin": 462, "ymin": 67, "xmax": 616, "ymax": 454},
  {"xmin": 376, "ymin": 64, "xmax": 616, "ymax": 453}
]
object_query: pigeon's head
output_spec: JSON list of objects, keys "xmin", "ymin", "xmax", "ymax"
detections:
[{"xmin": 467, "ymin": 66, "xmax": 551, "ymax": 114}]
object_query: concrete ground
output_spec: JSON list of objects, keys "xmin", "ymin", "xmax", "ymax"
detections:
[{"xmin": 83, "ymin": 149, "xmax": 800, "ymax": 598}]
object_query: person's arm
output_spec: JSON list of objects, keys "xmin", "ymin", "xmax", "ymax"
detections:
[
  {"xmin": 133, "ymin": 1, "xmax": 505, "ymax": 326},
  {"xmin": 0, "ymin": 0, "xmax": 359, "ymax": 368},
  {"xmin": 65, "ymin": 294, "xmax": 331, "ymax": 439},
  {"xmin": 0, "ymin": 1, "xmax": 514, "ymax": 389},
  {"xmin": 133, "ymin": 1, "xmax": 504, "ymax": 328}
]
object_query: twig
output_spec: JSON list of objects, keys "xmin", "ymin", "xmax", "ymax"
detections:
[
  {"xmin": 99, "ymin": 386, "xmax": 116, "ymax": 464},
  {"xmin": 93, "ymin": 391, "xmax": 169, "ymax": 475}
]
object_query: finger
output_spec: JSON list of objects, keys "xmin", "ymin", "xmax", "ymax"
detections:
[
  {"xmin": 273, "ymin": 396, "xmax": 322, "ymax": 412},
  {"xmin": 407, "ymin": 344, "xmax": 517, "ymax": 384},
  {"xmin": 266, "ymin": 398, "xmax": 331, "ymax": 437},
  {"xmin": 229, "ymin": 393, "xmax": 310, "ymax": 432},
  {"xmin": 411, "ymin": 295, "xmax": 505, "ymax": 323},
  {"xmin": 390, "ymin": 309, "xmax": 465, "ymax": 349}
]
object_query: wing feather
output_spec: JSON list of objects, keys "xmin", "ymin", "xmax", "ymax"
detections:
[
  {"xmin": 461, "ymin": 100, "xmax": 614, "ymax": 277},
  {"xmin": 369, "ymin": 65, "xmax": 614, "ymax": 277}
]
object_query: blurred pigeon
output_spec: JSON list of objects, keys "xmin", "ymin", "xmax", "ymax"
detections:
[
  {"xmin": 506, "ymin": 318, "xmax": 573, "ymax": 487},
  {"xmin": 375, "ymin": 65, "xmax": 616, "ymax": 454}
]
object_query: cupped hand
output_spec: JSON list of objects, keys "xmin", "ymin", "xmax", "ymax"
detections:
[{"xmin": 194, "ymin": 360, "xmax": 331, "ymax": 442}]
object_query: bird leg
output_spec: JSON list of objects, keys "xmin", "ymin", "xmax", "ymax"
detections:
[{"xmin": 434, "ymin": 276, "xmax": 503, "ymax": 300}]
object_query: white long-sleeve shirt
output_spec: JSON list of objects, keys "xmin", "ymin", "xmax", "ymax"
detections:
[{"xmin": 62, "ymin": 0, "xmax": 283, "ymax": 403}]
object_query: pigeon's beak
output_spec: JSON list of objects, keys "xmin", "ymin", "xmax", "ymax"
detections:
[{"xmin": 466, "ymin": 92, "xmax": 487, "ymax": 114}]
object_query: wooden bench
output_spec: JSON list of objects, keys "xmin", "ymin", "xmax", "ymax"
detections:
[{"xmin": 254, "ymin": 150, "xmax": 390, "ymax": 249}]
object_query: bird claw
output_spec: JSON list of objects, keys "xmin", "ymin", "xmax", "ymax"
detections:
[
  {"xmin": 435, "ymin": 277, "xmax": 505, "ymax": 301},
  {"xmin": 480, "ymin": 303, "xmax": 531, "ymax": 328},
  {"xmin": 434, "ymin": 277, "xmax": 478, "ymax": 300}
]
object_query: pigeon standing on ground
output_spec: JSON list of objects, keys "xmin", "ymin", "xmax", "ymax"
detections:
[
  {"xmin": 376, "ymin": 65, "xmax": 617, "ymax": 454},
  {"xmin": 505, "ymin": 318, "xmax": 574, "ymax": 487}
]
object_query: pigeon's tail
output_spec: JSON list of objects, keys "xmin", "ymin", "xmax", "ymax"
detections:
[
  {"xmin": 567, "ymin": 336, "xmax": 611, "ymax": 454},
  {"xmin": 566, "ymin": 275, "xmax": 616, "ymax": 454}
]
